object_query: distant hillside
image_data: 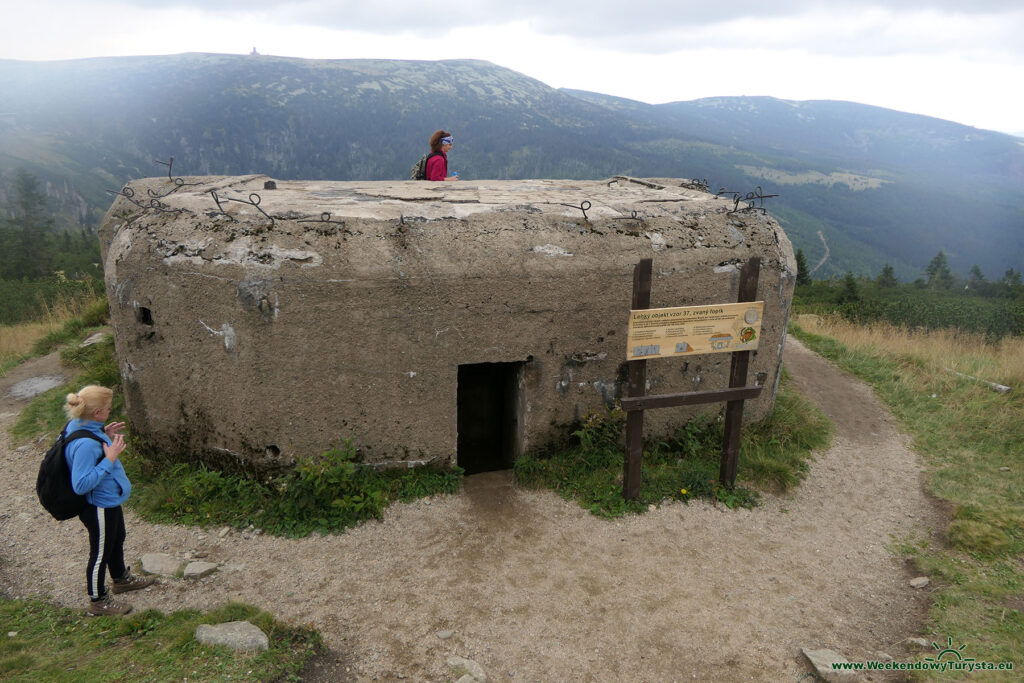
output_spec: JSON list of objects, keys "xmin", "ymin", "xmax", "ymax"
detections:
[{"xmin": 1, "ymin": 53, "xmax": 1022, "ymax": 280}]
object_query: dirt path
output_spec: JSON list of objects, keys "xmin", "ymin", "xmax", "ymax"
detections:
[{"xmin": 0, "ymin": 337, "xmax": 943, "ymax": 681}]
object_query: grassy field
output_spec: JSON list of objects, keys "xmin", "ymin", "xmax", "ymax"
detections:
[
  {"xmin": 0, "ymin": 600, "xmax": 320, "ymax": 682},
  {"xmin": 791, "ymin": 314, "xmax": 1023, "ymax": 678},
  {"xmin": 0, "ymin": 290, "xmax": 106, "ymax": 374}
]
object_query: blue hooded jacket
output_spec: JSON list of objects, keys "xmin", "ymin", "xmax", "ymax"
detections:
[{"xmin": 63, "ymin": 418, "xmax": 131, "ymax": 508}]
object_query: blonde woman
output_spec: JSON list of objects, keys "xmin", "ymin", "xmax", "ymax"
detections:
[{"xmin": 63, "ymin": 385, "xmax": 154, "ymax": 616}]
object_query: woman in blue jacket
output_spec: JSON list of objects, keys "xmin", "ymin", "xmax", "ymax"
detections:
[{"xmin": 64, "ymin": 385, "xmax": 155, "ymax": 616}]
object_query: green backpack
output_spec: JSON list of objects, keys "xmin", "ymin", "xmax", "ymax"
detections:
[{"xmin": 410, "ymin": 152, "xmax": 441, "ymax": 180}]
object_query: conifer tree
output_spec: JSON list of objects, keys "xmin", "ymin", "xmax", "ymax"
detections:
[
  {"xmin": 924, "ymin": 251, "xmax": 955, "ymax": 290},
  {"xmin": 795, "ymin": 249, "xmax": 811, "ymax": 286},
  {"xmin": 837, "ymin": 271, "xmax": 860, "ymax": 303},
  {"xmin": 0, "ymin": 169, "xmax": 54, "ymax": 279},
  {"xmin": 876, "ymin": 264, "xmax": 898, "ymax": 288}
]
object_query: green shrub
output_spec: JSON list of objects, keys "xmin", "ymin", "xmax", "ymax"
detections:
[
  {"xmin": 794, "ymin": 280, "xmax": 1024, "ymax": 340},
  {"xmin": 130, "ymin": 442, "xmax": 463, "ymax": 537},
  {"xmin": 947, "ymin": 520, "xmax": 1014, "ymax": 557},
  {"xmin": 515, "ymin": 376, "xmax": 829, "ymax": 518},
  {"xmin": 32, "ymin": 298, "xmax": 109, "ymax": 356}
]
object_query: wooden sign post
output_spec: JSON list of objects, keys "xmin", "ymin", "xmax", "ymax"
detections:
[
  {"xmin": 621, "ymin": 258, "xmax": 763, "ymax": 500},
  {"xmin": 623, "ymin": 258, "xmax": 652, "ymax": 501}
]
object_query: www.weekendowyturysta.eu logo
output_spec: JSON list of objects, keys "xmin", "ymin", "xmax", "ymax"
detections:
[
  {"xmin": 826, "ymin": 637, "xmax": 1014, "ymax": 674},
  {"xmin": 925, "ymin": 636, "xmax": 972, "ymax": 664}
]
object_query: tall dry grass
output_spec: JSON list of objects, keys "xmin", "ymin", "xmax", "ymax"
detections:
[
  {"xmin": 794, "ymin": 313, "xmax": 1024, "ymax": 388},
  {"xmin": 0, "ymin": 291, "xmax": 104, "ymax": 371}
]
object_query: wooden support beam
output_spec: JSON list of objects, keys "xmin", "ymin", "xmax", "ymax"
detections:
[
  {"xmin": 620, "ymin": 385, "xmax": 762, "ymax": 412},
  {"xmin": 623, "ymin": 258, "xmax": 652, "ymax": 501},
  {"xmin": 719, "ymin": 258, "xmax": 761, "ymax": 488}
]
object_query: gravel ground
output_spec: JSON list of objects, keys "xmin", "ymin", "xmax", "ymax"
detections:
[{"xmin": 0, "ymin": 337, "xmax": 944, "ymax": 681}]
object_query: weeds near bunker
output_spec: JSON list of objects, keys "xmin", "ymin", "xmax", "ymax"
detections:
[
  {"xmin": 131, "ymin": 443, "xmax": 463, "ymax": 537},
  {"xmin": 513, "ymin": 376, "xmax": 828, "ymax": 517},
  {"xmin": 789, "ymin": 317, "xmax": 1024, "ymax": 672}
]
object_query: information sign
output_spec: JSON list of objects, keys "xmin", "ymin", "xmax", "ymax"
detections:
[{"xmin": 626, "ymin": 301, "xmax": 765, "ymax": 359}]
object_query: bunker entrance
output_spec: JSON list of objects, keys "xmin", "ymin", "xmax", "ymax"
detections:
[{"xmin": 457, "ymin": 362, "xmax": 523, "ymax": 475}]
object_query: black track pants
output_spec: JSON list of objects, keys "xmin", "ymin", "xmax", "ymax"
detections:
[{"xmin": 78, "ymin": 504, "xmax": 127, "ymax": 600}]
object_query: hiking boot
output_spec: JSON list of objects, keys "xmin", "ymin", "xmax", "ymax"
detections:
[
  {"xmin": 111, "ymin": 569, "xmax": 156, "ymax": 594},
  {"xmin": 86, "ymin": 593, "xmax": 132, "ymax": 616}
]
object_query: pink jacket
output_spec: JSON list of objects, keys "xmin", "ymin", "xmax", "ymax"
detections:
[{"xmin": 425, "ymin": 151, "xmax": 448, "ymax": 181}]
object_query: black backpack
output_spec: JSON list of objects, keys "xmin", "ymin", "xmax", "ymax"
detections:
[
  {"xmin": 410, "ymin": 152, "xmax": 441, "ymax": 180},
  {"xmin": 36, "ymin": 424, "xmax": 106, "ymax": 520}
]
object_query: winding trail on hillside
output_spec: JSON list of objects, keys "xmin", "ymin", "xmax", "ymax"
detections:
[
  {"xmin": 0, "ymin": 337, "xmax": 944, "ymax": 682},
  {"xmin": 810, "ymin": 229, "xmax": 831, "ymax": 275}
]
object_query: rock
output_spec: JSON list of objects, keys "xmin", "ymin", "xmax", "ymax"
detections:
[
  {"xmin": 909, "ymin": 576, "xmax": 930, "ymax": 588},
  {"xmin": 447, "ymin": 655, "xmax": 487, "ymax": 682},
  {"xmin": 218, "ymin": 527, "xmax": 231, "ymax": 538},
  {"xmin": 195, "ymin": 621, "xmax": 269, "ymax": 652},
  {"xmin": 456, "ymin": 676, "xmax": 476, "ymax": 683},
  {"xmin": 8, "ymin": 376, "xmax": 65, "ymax": 400},
  {"xmin": 905, "ymin": 637, "xmax": 931, "ymax": 649},
  {"xmin": 436, "ymin": 629, "xmax": 454, "ymax": 640},
  {"xmin": 183, "ymin": 561, "xmax": 218, "ymax": 579},
  {"xmin": 141, "ymin": 553, "xmax": 183, "ymax": 576},
  {"xmin": 801, "ymin": 648, "xmax": 859, "ymax": 681},
  {"xmin": 999, "ymin": 467, "xmax": 1011, "ymax": 472},
  {"xmin": 875, "ymin": 652, "xmax": 893, "ymax": 662},
  {"xmin": 79, "ymin": 332, "xmax": 108, "ymax": 347}
]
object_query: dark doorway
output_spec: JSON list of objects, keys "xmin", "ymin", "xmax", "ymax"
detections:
[{"xmin": 457, "ymin": 362, "xmax": 522, "ymax": 475}]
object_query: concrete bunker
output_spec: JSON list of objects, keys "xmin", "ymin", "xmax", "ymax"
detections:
[{"xmin": 99, "ymin": 175, "xmax": 796, "ymax": 473}]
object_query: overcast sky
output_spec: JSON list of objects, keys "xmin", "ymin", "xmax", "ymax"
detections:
[{"xmin": 3, "ymin": 0, "xmax": 1022, "ymax": 134}]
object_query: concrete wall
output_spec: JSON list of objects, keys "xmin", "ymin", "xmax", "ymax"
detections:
[{"xmin": 99, "ymin": 175, "xmax": 796, "ymax": 472}]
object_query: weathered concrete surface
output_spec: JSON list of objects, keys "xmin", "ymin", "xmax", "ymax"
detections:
[{"xmin": 99, "ymin": 175, "xmax": 795, "ymax": 471}]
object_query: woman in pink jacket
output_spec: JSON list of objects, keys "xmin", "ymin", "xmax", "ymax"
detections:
[{"xmin": 426, "ymin": 130, "xmax": 459, "ymax": 181}]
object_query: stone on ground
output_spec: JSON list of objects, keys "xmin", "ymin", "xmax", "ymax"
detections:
[
  {"xmin": 195, "ymin": 620, "xmax": 269, "ymax": 652},
  {"xmin": 183, "ymin": 561, "xmax": 218, "ymax": 579},
  {"xmin": 801, "ymin": 647, "xmax": 860, "ymax": 682},
  {"xmin": 140, "ymin": 553, "xmax": 183, "ymax": 576}
]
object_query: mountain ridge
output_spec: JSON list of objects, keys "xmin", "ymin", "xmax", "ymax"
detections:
[{"xmin": 1, "ymin": 53, "xmax": 1021, "ymax": 280}]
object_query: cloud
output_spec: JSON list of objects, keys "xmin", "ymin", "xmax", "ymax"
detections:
[
  {"xmin": 80, "ymin": 0, "xmax": 1024, "ymax": 33},
  {"xmin": 14, "ymin": 1, "xmax": 1024, "ymax": 60},
  {"xmin": 85, "ymin": 0, "xmax": 1018, "ymax": 60}
]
